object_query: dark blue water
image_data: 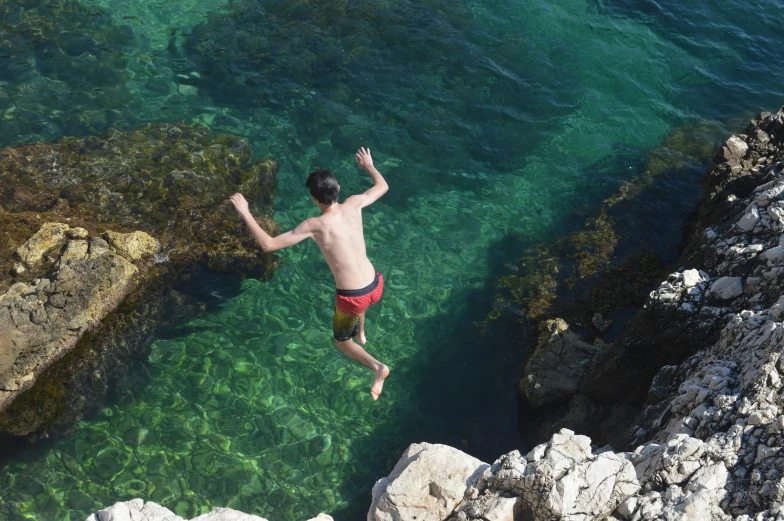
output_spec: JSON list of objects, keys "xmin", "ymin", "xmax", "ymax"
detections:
[{"xmin": 0, "ymin": 0, "xmax": 782, "ymax": 519}]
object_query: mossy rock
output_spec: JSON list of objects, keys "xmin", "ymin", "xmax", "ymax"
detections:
[
  {"xmin": 0, "ymin": 122, "xmax": 280, "ymax": 278},
  {"xmin": 0, "ymin": 123, "xmax": 282, "ymax": 438}
]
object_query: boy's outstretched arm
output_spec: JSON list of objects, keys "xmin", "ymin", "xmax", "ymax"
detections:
[
  {"xmin": 351, "ymin": 147, "xmax": 388, "ymax": 209},
  {"xmin": 230, "ymin": 193, "xmax": 313, "ymax": 253}
]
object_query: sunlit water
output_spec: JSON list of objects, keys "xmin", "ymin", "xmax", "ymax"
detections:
[{"xmin": 1, "ymin": 0, "xmax": 783, "ymax": 519}]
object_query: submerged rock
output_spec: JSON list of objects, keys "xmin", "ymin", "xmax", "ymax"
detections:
[
  {"xmin": 0, "ymin": 123, "xmax": 281, "ymax": 437},
  {"xmin": 520, "ymin": 319, "xmax": 605, "ymax": 408}
]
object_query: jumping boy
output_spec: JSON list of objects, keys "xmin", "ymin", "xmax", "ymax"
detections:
[{"xmin": 229, "ymin": 147, "xmax": 390, "ymax": 399}]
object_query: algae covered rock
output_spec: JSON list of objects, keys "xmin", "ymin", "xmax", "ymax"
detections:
[
  {"xmin": 0, "ymin": 123, "xmax": 281, "ymax": 437},
  {"xmin": 520, "ymin": 319, "xmax": 605, "ymax": 409},
  {"xmin": 0, "ymin": 122, "xmax": 280, "ymax": 278},
  {"xmin": 103, "ymin": 231, "xmax": 159, "ymax": 262}
]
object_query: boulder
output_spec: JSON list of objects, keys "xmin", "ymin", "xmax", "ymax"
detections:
[
  {"xmin": 87, "ymin": 499, "xmax": 183, "ymax": 521},
  {"xmin": 192, "ymin": 508, "xmax": 269, "ymax": 521},
  {"xmin": 708, "ymin": 276, "xmax": 743, "ymax": 301},
  {"xmin": 368, "ymin": 443, "xmax": 489, "ymax": 521}
]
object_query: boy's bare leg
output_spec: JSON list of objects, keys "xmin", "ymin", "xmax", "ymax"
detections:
[
  {"xmin": 334, "ymin": 338, "xmax": 389, "ymax": 400},
  {"xmin": 358, "ymin": 312, "xmax": 367, "ymax": 345}
]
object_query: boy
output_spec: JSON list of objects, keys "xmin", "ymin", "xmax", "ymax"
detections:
[{"xmin": 229, "ymin": 147, "xmax": 390, "ymax": 399}]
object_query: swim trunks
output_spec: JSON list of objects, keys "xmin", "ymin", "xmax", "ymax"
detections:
[{"xmin": 333, "ymin": 272, "xmax": 384, "ymax": 341}]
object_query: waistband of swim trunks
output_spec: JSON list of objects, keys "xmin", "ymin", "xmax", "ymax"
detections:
[{"xmin": 336, "ymin": 272, "xmax": 380, "ymax": 297}]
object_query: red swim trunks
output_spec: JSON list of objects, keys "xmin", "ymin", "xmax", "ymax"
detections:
[{"xmin": 333, "ymin": 272, "xmax": 384, "ymax": 341}]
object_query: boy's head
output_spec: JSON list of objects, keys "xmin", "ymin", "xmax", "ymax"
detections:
[{"xmin": 306, "ymin": 168, "xmax": 339, "ymax": 206}]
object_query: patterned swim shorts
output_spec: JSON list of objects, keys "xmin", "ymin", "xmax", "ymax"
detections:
[{"xmin": 333, "ymin": 272, "xmax": 384, "ymax": 341}]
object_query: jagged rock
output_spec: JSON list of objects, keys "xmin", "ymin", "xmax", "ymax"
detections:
[
  {"xmin": 581, "ymin": 107, "xmax": 784, "ymax": 405},
  {"xmin": 520, "ymin": 319, "xmax": 605, "ymax": 408},
  {"xmin": 368, "ymin": 442, "xmax": 489, "ymax": 521},
  {"xmin": 87, "ymin": 499, "xmax": 183, "ymax": 521},
  {"xmin": 450, "ymin": 493, "xmax": 518, "ymax": 521},
  {"xmin": 375, "ymin": 430, "xmax": 638, "ymax": 521}
]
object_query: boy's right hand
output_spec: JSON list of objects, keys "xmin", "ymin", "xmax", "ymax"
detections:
[
  {"xmin": 355, "ymin": 147, "xmax": 374, "ymax": 170},
  {"xmin": 229, "ymin": 193, "xmax": 250, "ymax": 216}
]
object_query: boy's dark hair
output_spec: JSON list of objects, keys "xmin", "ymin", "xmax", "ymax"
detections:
[{"xmin": 306, "ymin": 169, "xmax": 339, "ymax": 205}]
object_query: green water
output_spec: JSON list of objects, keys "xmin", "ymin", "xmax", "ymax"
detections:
[{"xmin": 1, "ymin": 0, "xmax": 784, "ymax": 519}]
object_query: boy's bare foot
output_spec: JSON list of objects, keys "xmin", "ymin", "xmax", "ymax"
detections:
[
  {"xmin": 358, "ymin": 331, "xmax": 367, "ymax": 345},
  {"xmin": 370, "ymin": 364, "xmax": 390, "ymax": 400}
]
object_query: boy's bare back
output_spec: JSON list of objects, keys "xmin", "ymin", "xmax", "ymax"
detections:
[{"xmin": 305, "ymin": 196, "xmax": 376, "ymax": 290}]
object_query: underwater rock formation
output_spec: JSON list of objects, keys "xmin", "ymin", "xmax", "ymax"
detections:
[
  {"xmin": 520, "ymin": 319, "xmax": 605, "ymax": 409},
  {"xmin": 0, "ymin": 123, "xmax": 281, "ymax": 437}
]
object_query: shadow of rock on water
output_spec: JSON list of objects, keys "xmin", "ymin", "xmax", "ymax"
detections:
[{"xmin": 0, "ymin": 123, "xmax": 282, "ymax": 440}]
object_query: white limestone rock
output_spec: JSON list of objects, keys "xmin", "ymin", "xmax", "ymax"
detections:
[
  {"xmin": 737, "ymin": 204, "xmax": 760, "ymax": 232},
  {"xmin": 724, "ymin": 135, "xmax": 749, "ymax": 160},
  {"xmin": 86, "ymin": 502, "xmax": 274, "ymax": 521},
  {"xmin": 86, "ymin": 499, "xmax": 183, "ymax": 521},
  {"xmin": 709, "ymin": 277, "xmax": 744, "ymax": 301},
  {"xmin": 192, "ymin": 508, "xmax": 269, "ymax": 521},
  {"xmin": 368, "ymin": 442, "xmax": 489, "ymax": 521}
]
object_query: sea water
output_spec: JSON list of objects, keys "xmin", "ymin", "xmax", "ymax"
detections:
[{"xmin": 0, "ymin": 0, "xmax": 783, "ymax": 519}]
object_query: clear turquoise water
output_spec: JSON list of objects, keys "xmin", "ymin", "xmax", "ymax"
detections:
[{"xmin": 1, "ymin": 0, "xmax": 784, "ymax": 519}]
